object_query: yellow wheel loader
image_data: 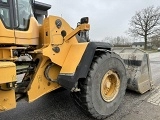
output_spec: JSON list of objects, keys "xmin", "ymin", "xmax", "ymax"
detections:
[{"xmin": 0, "ymin": 0, "xmax": 153, "ymax": 119}]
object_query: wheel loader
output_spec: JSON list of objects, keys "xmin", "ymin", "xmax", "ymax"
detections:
[{"xmin": 0, "ymin": 0, "xmax": 153, "ymax": 119}]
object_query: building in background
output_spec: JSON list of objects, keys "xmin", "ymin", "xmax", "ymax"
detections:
[{"xmin": 132, "ymin": 42, "xmax": 152, "ymax": 49}]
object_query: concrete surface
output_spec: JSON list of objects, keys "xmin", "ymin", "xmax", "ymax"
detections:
[{"xmin": 0, "ymin": 52, "xmax": 160, "ymax": 120}]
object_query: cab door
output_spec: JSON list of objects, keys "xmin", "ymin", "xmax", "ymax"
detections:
[
  {"xmin": 0, "ymin": 0, "xmax": 15, "ymax": 44},
  {"xmin": 14, "ymin": 0, "xmax": 39, "ymax": 45}
]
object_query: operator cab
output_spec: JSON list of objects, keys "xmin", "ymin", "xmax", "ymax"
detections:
[
  {"xmin": 0, "ymin": 0, "xmax": 51, "ymax": 29},
  {"xmin": 0, "ymin": 0, "xmax": 51, "ymax": 45},
  {"xmin": 0, "ymin": 0, "xmax": 33, "ymax": 30}
]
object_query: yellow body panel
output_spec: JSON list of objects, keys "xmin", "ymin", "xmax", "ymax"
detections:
[
  {"xmin": 0, "ymin": 62, "xmax": 16, "ymax": 84},
  {"xmin": 15, "ymin": 17, "xmax": 39, "ymax": 45},
  {"xmin": 60, "ymin": 43, "xmax": 88, "ymax": 74},
  {"xmin": 0, "ymin": 46, "xmax": 27, "ymax": 60},
  {"xmin": 0, "ymin": 49, "xmax": 11, "ymax": 60},
  {"xmin": 27, "ymin": 55, "xmax": 61, "ymax": 102},
  {"xmin": 0, "ymin": 62, "xmax": 16, "ymax": 112},
  {"xmin": 38, "ymin": 16, "xmax": 90, "ymax": 67},
  {"xmin": 28, "ymin": 16, "xmax": 90, "ymax": 102},
  {"xmin": 38, "ymin": 16, "xmax": 78, "ymax": 66},
  {"xmin": 0, "ymin": 17, "xmax": 39, "ymax": 45},
  {"xmin": 0, "ymin": 21, "xmax": 15, "ymax": 44},
  {"xmin": 0, "ymin": 14, "xmax": 90, "ymax": 110},
  {"xmin": 0, "ymin": 90, "xmax": 16, "ymax": 112}
]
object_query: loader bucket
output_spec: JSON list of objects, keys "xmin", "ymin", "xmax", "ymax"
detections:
[{"xmin": 112, "ymin": 47, "xmax": 153, "ymax": 94}]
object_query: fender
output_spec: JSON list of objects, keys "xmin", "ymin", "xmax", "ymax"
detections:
[{"xmin": 57, "ymin": 42, "xmax": 112, "ymax": 91}]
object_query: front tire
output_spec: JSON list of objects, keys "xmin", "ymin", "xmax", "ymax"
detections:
[{"xmin": 71, "ymin": 52, "xmax": 127, "ymax": 119}]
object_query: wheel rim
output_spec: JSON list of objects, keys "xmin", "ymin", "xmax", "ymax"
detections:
[{"xmin": 101, "ymin": 70, "xmax": 120, "ymax": 102}]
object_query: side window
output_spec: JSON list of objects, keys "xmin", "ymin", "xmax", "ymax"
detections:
[
  {"xmin": 17, "ymin": 0, "xmax": 33, "ymax": 30},
  {"xmin": 0, "ymin": 0, "xmax": 11, "ymax": 28}
]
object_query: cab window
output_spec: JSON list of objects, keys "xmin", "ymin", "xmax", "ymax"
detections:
[
  {"xmin": 16, "ymin": 0, "xmax": 33, "ymax": 30},
  {"xmin": 0, "ymin": 0, "xmax": 11, "ymax": 28}
]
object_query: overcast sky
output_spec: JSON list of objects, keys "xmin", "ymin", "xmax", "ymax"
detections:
[{"xmin": 38, "ymin": 0, "xmax": 160, "ymax": 41}]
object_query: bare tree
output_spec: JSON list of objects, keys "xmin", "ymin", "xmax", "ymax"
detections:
[{"xmin": 128, "ymin": 6, "xmax": 160, "ymax": 49}]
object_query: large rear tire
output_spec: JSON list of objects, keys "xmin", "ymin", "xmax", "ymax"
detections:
[{"xmin": 71, "ymin": 52, "xmax": 127, "ymax": 119}]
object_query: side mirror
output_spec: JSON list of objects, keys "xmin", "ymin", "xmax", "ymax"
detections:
[{"xmin": 80, "ymin": 17, "xmax": 89, "ymax": 24}]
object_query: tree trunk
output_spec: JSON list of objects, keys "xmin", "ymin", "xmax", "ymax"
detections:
[{"xmin": 144, "ymin": 34, "xmax": 147, "ymax": 50}]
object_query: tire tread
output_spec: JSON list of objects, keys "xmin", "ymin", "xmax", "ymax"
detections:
[{"xmin": 71, "ymin": 51, "xmax": 126, "ymax": 119}]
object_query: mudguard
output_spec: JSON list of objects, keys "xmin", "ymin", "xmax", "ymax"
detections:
[{"xmin": 57, "ymin": 42, "xmax": 112, "ymax": 91}]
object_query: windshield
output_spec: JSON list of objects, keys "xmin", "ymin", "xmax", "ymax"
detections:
[{"xmin": 16, "ymin": 0, "xmax": 33, "ymax": 30}]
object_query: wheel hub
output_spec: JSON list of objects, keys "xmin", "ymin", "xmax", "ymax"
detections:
[{"xmin": 101, "ymin": 70, "xmax": 120, "ymax": 102}]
